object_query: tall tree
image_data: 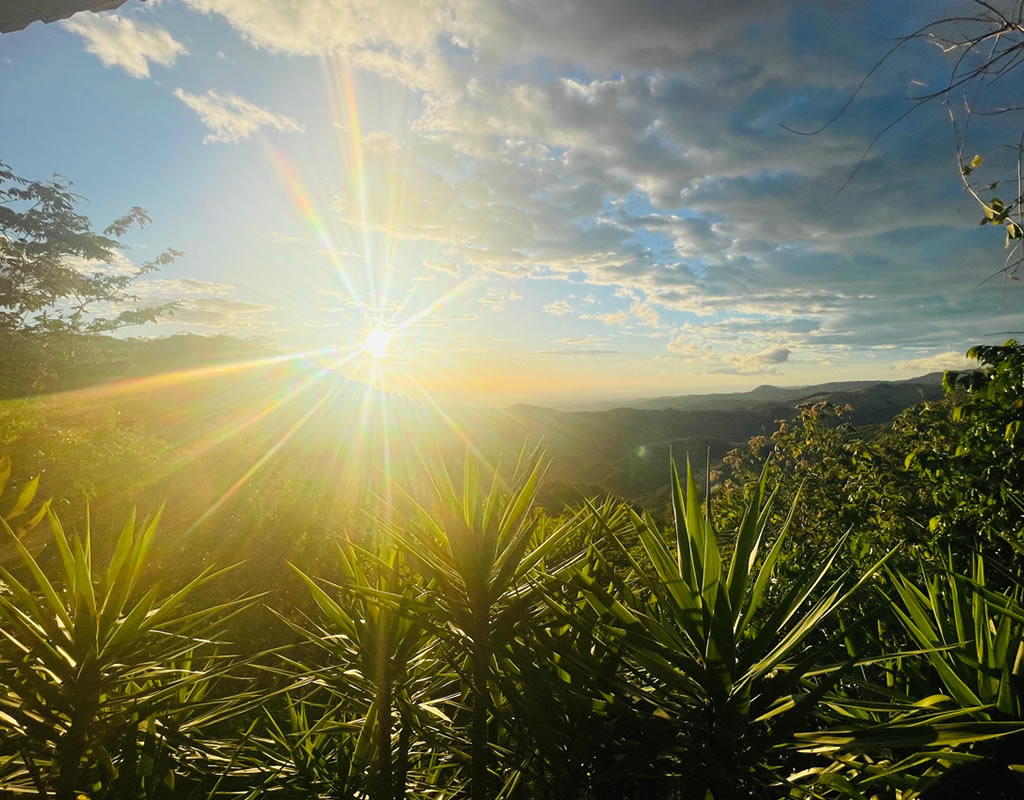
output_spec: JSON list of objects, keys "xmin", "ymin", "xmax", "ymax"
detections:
[{"xmin": 0, "ymin": 161, "xmax": 179, "ymax": 336}]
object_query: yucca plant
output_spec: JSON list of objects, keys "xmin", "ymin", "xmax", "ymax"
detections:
[
  {"xmin": 487, "ymin": 498, "xmax": 675, "ymax": 800},
  {"xmin": 0, "ymin": 455, "xmax": 48, "ymax": 565},
  {"xmin": 803, "ymin": 551, "xmax": 1024, "ymax": 795},
  {"xmin": 0, "ymin": 502, "xmax": 252, "ymax": 799},
  {"xmin": 390, "ymin": 450, "xmax": 586, "ymax": 800},
  {"xmin": 286, "ymin": 538, "xmax": 445, "ymax": 800},
  {"xmin": 770, "ymin": 553, "xmax": 1024, "ymax": 797},
  {"xmin": 562, "ymin": 459, "xmax": 899, "ymax": 799},
  {"xmin": 243, "ymin": 687, "xmax": 362, "ymax": 799},
  {"xmin": 884, "ymin": 554, "xmax": 1024, "ymax": 720},
  {"xmin": 500, "ymin": 595, "xmax": 677, "ymax": 799}
]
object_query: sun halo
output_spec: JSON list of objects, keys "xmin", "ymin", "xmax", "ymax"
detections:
[{"xmin": 364, "ymin": 327, "xmax": 393, "ymax": 358}]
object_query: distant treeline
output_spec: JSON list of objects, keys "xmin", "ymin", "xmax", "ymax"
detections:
[{"xmin": 0, "ymin": 332, "xmax": 276, "ymax": 398}]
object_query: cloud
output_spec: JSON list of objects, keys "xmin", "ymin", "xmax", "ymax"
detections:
[
  {"xmin": 63, "ymin": 13, "xmax": 186, "ymax": 79},
  {"xmin": 558, "ymin": 335, "xmax": 608, "ymax": 347},
  {"xmin": 73, "ymin": 273, "xmax": 275, "ymax": 335},
  {"xmin": 713, "ymin": 347, "xmax": 793, "ymax": 375},
  {"xmin": 480, "ymin": 289, "xmax": 523, "ymax": 311},
  {"xmin": 760, "ymin": 347, "xmax": 791, "ymax": 364},
  {"xmin": 537, "ymin": 349, "xmax": 620, "ymax": 356},
  {"xmin": 178, "ymin": 0, "xmax": 861, "ymax": 97},
  {"xmin": 68, "ymin": 251, "xmax": 139, "ymax": 277},
  {"xmin": 580, "ymin": 293, "xmax": 662, "ymax": 328},
  {"xmin": 269, "ymin": 231, "xmax": 305, "ymax": 244},
  {"xmin": 166, "ymin": 296, "xmax": 273, "ymax": 327},
  {"xmin": 168, "ymin": 0, "xmax": 1024, "ymax": 376},
  {"xmin": 144, "ymin": 282, "xmax": 274, "ymax": 332},
  {"xmin": 543, "ymin": 300, "xmax": 573, "ymax": 315},
  {"xmin": 667, "ymin": 333, "xmax": 712, "ymax": 356},
  {"xmin": 582, "ymin": 310, "xmax": 629, "ymax": 326},
  {"xmin": 481, "ymin": 290, "xmax": 506, "ymax": 310},
  {"xmin": 182, "ymin": 0, "xmax": 461, "ymax": 93},
  {"xmin": 666, "ymin": 333, "xmax": 793, "ymax": 374},
  {"xmin": 424, "ymin": 260, "xmax": 460, "ymax": 276},
  {"xmin": 172, "ymin": 279, "xmax": 237, "ymax": 295},
  {"xmin": 890, "ymin": 351, "xmax": 977, "ymax": 375},
  {"xmin": 173, "ymin": 88, "xmax": 304, "ymax": 143}
]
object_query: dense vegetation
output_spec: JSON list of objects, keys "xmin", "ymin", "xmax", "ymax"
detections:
[
  {"xmin": 5, "ymin": 161, "xmax": 1024, "ymax": 799},
  {"xmin": 1, "ymin": 337, "xmax": 1024, "ymax": 799}
]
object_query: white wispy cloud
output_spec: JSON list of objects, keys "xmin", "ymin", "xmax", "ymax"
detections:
[
  {"xmin": 481, "ymin": 290, "xmax": 523, "ymax": 311},
  {"xmin": 558, "ymin": 335, "xmax": 609, "ymax": 347},
  {"xmin": 667, "ymin": 333, "xmax": 712, "ymax": 356},
  {"xmin": 582, "ymin": 310, "xmax": 629, "ymax": 326},
  {"xmin": 166, "ymin": 297, "xmax": 273, "ymax": 328},
  {"xmin": 182, "ymin": 0, "xmax": 458, "ymax": 93},
  {"xmin": 424, "ymin": 260, "xmax": 460, "ymax": 276},
  {"xmin": 543, "ymin": 300, "xmax": 573, "ymax": 315},
  {"xmin": 173, "ymin": 88, "xmax": 304, "ymax": 143},
  {"xmin": 63, "ymin": 13, "xmax": 186, "ymax": 79},
  {"xmin": 537, "ymin": 348, "xmax": 621, "ymax": 356},
  {"xmin": 890, "ymin": 351, "xmax": 977, "ymax": 375},
  {"xmin": 75, "ymin": 272, "xmax": 275, "ymax": 335}
]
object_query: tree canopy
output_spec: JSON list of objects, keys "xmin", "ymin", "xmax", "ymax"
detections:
[{"xmin": 0, "ymin": 161, "xmax": 179, "ymax": 336}]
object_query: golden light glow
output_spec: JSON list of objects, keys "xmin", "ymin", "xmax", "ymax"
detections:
[{"xmin": 364, "ymin": 326, "xmax": 393, "ymax": 358}]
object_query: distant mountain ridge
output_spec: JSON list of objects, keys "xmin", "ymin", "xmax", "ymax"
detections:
[
  {"xmin": 558, "ymin": 373, "xmax": 946, "ymax": 413},
  {"xmin": 484, "ymin": 374, "xmax": 950, "ymax": 506},
  {"xmin": 0, "ymin": 333, "xmax": 952, "ymax": 512}
]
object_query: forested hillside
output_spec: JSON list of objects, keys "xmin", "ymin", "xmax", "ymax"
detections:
[
  {"xmin": 0, "ymin": 333, "xmax": 949, "ymax": 513},
  {"xmin": 3, "ymin": 337, "xmax": 1024, "ymax": 799}
]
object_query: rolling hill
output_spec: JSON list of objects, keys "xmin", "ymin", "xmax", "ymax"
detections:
[
  {"xmin": 0, "ymin": 334, "xmax": 954, "ymax": 517},
  {"xmin": 562, "ymin": 373, "xmax": 945, "ymax": 413},
  {"xmin": 456, "ymin": 374, "xmax": 949, "ymax": 508}
]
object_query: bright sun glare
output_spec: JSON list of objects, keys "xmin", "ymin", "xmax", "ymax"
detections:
[{"xmin": 364, "ymin": 327, "xmax": 393, "ymax": 358}]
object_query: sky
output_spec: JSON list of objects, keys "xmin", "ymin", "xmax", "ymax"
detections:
[{"xmin": 2, "ymin": 0, "xmax": 1023, "ymax": 405}]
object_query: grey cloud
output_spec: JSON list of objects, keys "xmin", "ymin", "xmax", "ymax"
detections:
[
  {"xmin": 760, "ymin": 347, "xmax": 791, "ymax": 364},
  {"xmin": 184, "ymin": 0, "xmax": 1024, "ymax": 372}
]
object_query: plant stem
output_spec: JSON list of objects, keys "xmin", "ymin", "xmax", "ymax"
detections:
[
  {"xmin": 374, "ymin": 652, "xmax": 393, "ymax": 800},
  {"xmin": 471, "ymin": 635, "xmax": 490, "ymax": 800}
]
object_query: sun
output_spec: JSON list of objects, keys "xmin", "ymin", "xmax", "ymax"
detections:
[{"xmin": 364, "ymin": 326, "xmax": 393, "ymax": 358}]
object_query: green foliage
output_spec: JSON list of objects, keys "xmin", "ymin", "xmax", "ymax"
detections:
[
  {"xmin": 918, "ymin": 341, "xmax": 1024, "ymax": 550},
  {"xmin": 563, "ymin": 461, "xmax": 896, "ymax": 798},
  {"xmin": 287, "ymin": 540, "xmax": 442, "ymax": 800},
  {"xmin": 0, "ymin": 500, "xmax": 253, "ymax": 798},
  {"xmin": 718, "ymin": 341, "xmax": 1024, "ymax": 569},
  {"xmin": 0, "ymin": 454, "xmax": 49, "ymax": 566},
  {"xmin": 0, "ymin": 443, "xmax": 1022, "ymax": 800},
  {"xmin": 0, "ymin": 161, "xmax": 180, "ymax": 336},
  {"xmin": 0, "ymin": 339, "xmax": 1023, "ymax": 799},
  {"xmin": 389, "ymin": 450, "xmax": 586, "ymax": 800},
  {"xmin": 885, "ymin": 553, "xmax": 1024, "ymax": 720}
]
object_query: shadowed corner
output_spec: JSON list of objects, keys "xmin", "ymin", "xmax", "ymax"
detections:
[{"xmin": 0, "ymin": 0, "xmax": 138, "ymax": 33}]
